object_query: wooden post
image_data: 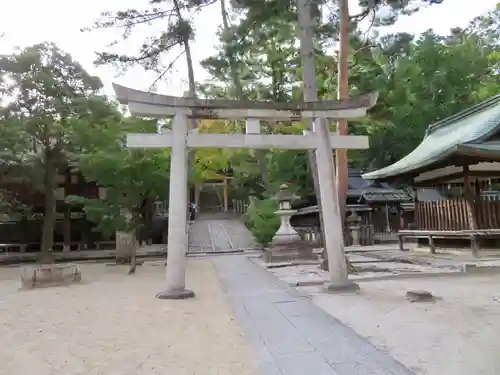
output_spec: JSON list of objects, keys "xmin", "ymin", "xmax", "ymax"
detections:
[
  {"xmin": 463, "ymin": 165, "xmax": 479, "ymax": 255},
  {"xmin": 463, "ymin": 165, "xmax": 477, "ymax": 230},
  {"xmin": 413, "ymin": 186, "xmax": 418, "ymax": 230},
  {"xmin": 384, "ymin": 204, "xmax": 391, "ymax": 232}
]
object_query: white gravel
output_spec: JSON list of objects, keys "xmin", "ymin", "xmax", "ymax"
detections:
[
  {"xmin": 302, "ymin": 274, "xmax": 500, "ymax": 375},
  {"xmin": 0, "ymin": 259, "xmax": 258, "ymax": 375}
]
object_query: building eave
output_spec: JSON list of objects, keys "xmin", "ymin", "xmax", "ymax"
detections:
[{"xmin": 362, "ymin": 94, "xmax": 500, "ymax": 182}]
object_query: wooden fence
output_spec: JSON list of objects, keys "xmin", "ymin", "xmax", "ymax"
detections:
[
  {"xmin": 415, "ymin": 199, "xmax": 500, "ymax": 231},
  {"xmin": 232, "ymin": 199, "xmax": 249, "ymax": 214}
]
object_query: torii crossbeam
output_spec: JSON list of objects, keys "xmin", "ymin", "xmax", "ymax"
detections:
[{"xmin": 113, "ymin": 83, "xmax": 378, "ymax": 299}]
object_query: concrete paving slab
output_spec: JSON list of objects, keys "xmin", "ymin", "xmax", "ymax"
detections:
[{"xmin": 212, "ymin": 255, "xmax": 413, "ymax": 375}]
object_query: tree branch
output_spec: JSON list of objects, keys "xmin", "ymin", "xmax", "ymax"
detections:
[{"xmin": 148, "ymin": 50, "xmax": 186, "ymax": 91}]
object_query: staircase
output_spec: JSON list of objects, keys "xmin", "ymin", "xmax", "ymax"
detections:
[
  {"xmin": 199, "ymin": 189, "xmax": 223, "ymax": 213},
  {"xmin": 188, "ymin": 212, "xmax": 258, "ymax": 254}
]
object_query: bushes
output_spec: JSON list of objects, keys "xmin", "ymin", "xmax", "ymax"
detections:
[{"xmin": 244, "ymin": 197, "xmax": 280, "ymax": 247}]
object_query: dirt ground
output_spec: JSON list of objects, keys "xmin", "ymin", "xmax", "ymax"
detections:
[
  {"xmin": 301, "ymin": 274, "xmax": 500, "ymax": 375},
  {"xmin": 0, "ymin": 259, "xmax": 258, "ymax": 375}
]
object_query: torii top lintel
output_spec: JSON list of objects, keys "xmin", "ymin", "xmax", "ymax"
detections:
[{"xmin": 112, "ymin": 83, "xmax": 379, "ymax": 120}]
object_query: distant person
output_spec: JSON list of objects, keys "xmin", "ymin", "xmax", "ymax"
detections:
[{"xmin": 189, "ymin": 202, "xmax": 196, "ymax": 221}]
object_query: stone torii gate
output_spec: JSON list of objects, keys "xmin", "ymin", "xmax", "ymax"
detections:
[{"xmin": 113, "ymin": 84, "xmax": 377, "ymax": 299}]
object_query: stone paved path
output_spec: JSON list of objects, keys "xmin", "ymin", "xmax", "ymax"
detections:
[
  {"xmin": 213, "ymin": 255, "xmax": 414, "ymax": 375},
  {"xmin": 189, "ymin": 214, "xmax": 257, "ymax": 254}
]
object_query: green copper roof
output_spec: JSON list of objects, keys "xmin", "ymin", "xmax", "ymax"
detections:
[{"xmin": 363, "ymin": 94, "xmax": 500, "ymax": 181}]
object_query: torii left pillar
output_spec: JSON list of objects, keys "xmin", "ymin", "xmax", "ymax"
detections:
[{"xmin": 156, "ymin": 112, "xmax": 194, "ymax": 299}]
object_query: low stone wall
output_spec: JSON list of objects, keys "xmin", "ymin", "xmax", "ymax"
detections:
[{"xmin": 20, "ymin": 263, "xmax": 82, "ymax": 289}]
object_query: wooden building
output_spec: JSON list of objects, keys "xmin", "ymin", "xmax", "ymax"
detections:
[
  {"xmin": 0, "ymin": 168, "xmax": 167, "ymax": 253},
  {"xmin": 0, "ymin": 168, "xmax": 109, "ymax": 253},
  {"xmin": 346, "ymin": 169, "xmax": 411, "ymax": 237},
  {"xmin": 291, "ymin": 169, "xmax": 411, "ymax": 245},
  {"xmin": 363, "ymin": 94, "xmax": 500, "ymax": 255}
]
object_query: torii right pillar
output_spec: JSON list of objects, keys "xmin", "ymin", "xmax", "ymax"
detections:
[{"xmin": 313, "ymin": 117, "xmax": 358, "ymax": 291}]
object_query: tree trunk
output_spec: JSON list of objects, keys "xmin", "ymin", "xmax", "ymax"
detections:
[
  {"xmin": 128, "ymin": 230, "xmax": 138, "ymax": 275},
  {"xmin": 40, "ymin": 152, "xmax": 57, "ymax": 264},
  {"xmin": 296, "ymin": 0, "xmax": 326, "ymax": 262},
  {"xmin": 220, "ymin": 0, "xmax": 243, "ymax": 97},
  {"xmin": 174, "ymin": 0, "xmax": 197, "ymax": 132},
  {"xmin": 173, "ymin": 0, "xmax": 198, "ymax": 214},
  {"xmin": 333, "ymin": 0, "xmax": 356, "ymax": 273},
  {"xmin": 220, "ymin": 0, "xmax": 270, "ymax": 189},
  {"xmin": 336, "ymin": 0, "xmax": 350, "ymax": 221},
  {"xmin": 62, "ymin": 169, "xmax": 71, "ymax": 253},
  {"xmin": 296, "ymin": 0, "xmax": 353, "ymax": 273}
]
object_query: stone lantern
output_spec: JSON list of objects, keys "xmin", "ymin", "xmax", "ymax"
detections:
[
  {"xmin": 264, "ymin": 183, "xmax": 317, "ymax": 264},
  {"xmin": 346, "ymin": 211, "xmax": 362, "ymax": 246},
  {"xmin": 272, "ymin": 183, "xmax": 300, "ymax": 245}
]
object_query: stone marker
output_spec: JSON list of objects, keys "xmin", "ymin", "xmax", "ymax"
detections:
[
  {"xmin": 406, "ymin": 290, "xmax": 435, "ymax": 303},
  {"xmin": 20, "ymin": 263, "xmax": 82, "ymax": 289}
]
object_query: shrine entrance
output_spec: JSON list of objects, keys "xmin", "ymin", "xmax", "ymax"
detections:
[
  {"xmin": 195, "ymin": 179, "xmax": 229, "ymax": 213},
  {"xmin": 113, "ymin": 83, "xmax": 377, "ymax": 299}
]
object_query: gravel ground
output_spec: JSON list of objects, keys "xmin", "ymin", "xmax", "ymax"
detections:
[
  {"xmin": 0, "ymin": 259, "xmax": 258, "ymax": 375},
  {"xmin": 301, "ymin": 274, "xmax": 500, "ymax": 375}
]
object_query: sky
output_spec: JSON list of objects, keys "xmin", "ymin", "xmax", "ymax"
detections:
[{"xmin": 0, "ymin": 0, "xmax": 498, "ymax": 97}]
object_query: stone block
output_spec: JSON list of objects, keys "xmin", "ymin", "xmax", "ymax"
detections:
[
  {"xmin": 20, "ymin": 263, "xmax": 82, "ymax": 289},
  {"xmin": 406, "ymin": 290, "xmax": 435, "ymax": 303},
  {"xmin": 462, "ymin": 263, "xmax": 500, "ymax": 274},
  {"xmin": 264, "ymin": 242, "xmax": 318, "ymax": 264}
]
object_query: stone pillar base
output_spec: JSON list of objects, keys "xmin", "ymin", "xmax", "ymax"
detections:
[
  {"xmin": 156, "ymin": 288, "xmax": 195, "ymax": 300},
  {"xmin": 323, "ymin": 280, "xmax": 360, "ymax": 293},
  {"xmin": 264, "ymin": 242, "xmax": 318, "ymax": 264}
]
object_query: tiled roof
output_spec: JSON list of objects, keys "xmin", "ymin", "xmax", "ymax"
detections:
[{"xmin": 362, "ymin": 94, "xmax": 500, "ymax": 181}]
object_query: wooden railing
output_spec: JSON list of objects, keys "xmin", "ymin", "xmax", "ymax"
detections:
[
  {"xmin": 295, "ymin": 226, "xmax": 323, "ymax": 246},
  {"xmin": 415, "ymin": 199, "xmax": 500, "ymax": 231},
  {"xmin": 232, "ymin": 199, "xmax": 249, "ymax": 214}
]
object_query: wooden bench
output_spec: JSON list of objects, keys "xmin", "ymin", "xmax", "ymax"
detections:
[{"xmin": 397, "ymin": 229, "xmax": 500, "ymax": 256}]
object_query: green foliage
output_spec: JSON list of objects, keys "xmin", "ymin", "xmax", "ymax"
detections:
[
  {"xmin": 70, "ymin": 116, "xmax": 170, "ymax": 235},
  {"xmin": 202, "ymin": 1, "xmax": 500, "ymax": 173},
  {"xmin": 88, "ymin": 0, "xmax": 214, "ymax": 91},
  {"xmin": 0, "ymin": 0, "xmax": 497, "ymax": 264},
  {"xmin": 244, "ymin": 198, "xmax": 280, "ymax": 247},
  {"xmin": 358, "ymin": 26, "xmax": 500, "ymax": 168},
  {"xmin": 0, "ymin": 43, "xmax": 106, "ymax": 258},
  {"xmin": 0, "ymin": 190, "xmax": 30, "ymax": 221},
  {"xmin": 268, "ymin": 151, "xmax": 312, "ymax": 198}
]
